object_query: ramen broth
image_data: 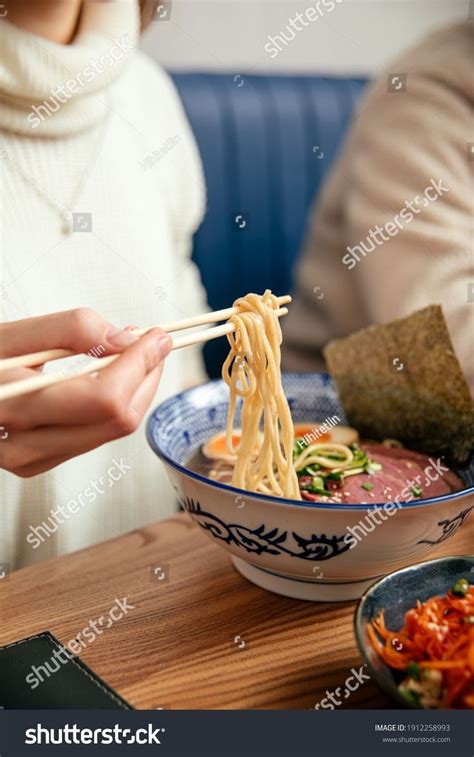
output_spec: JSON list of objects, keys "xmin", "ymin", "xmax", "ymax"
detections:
[{"xmin": 187, "ymin": 438, "xmax": 464, "ymax": 504}]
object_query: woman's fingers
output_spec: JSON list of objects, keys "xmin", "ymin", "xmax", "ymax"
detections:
[
  {"xmin": 0, "ymin": 308, "xmax": 138, "ymax": 359},
  {"xmin": 0, "ymin": 311, "xmax": 175, "ymax": 478},
  {"xmin": 128, "ymin": 363, "xmax": 164, "ymax": 419},
  {"xmin": 1, "ymin": 361, "xmax": 167, "ymax": 476},
  {"xmin": 0, "ymin": 329, "xmax": 172, "ymax": 430},
  {"xmin": 95, "ymin": 328, "xmax": 172, "ymax": 403}
]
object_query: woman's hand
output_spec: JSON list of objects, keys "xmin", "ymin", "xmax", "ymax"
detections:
[{"xmin": 0, "ymin": 308, "xmax": 172, "ymax": 477}]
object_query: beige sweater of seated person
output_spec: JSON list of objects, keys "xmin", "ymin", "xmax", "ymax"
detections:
[{"xmin": 282, "ymin": 22, "xmax": 474, "ymax": 393}]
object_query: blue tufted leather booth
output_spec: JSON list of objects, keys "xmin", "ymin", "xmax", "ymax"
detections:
[{"xmin": 171, "ymin": 73, "xmax": 368, "ymax": 377}]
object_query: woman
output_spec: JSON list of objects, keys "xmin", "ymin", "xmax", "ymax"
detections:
[{"xmin": 0, "ymin": 0, "xmax": 208, "ymax": 567}]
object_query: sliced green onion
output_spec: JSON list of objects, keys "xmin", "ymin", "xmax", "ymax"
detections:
[
  {"xmin": 309, "ymin": 476, "xmax": 331, "ymax": 495},
  {"xmin": 366, "ymin": 461, "xmax": 382, "ymax": 474},
  {"xmin": 399, "ymin": 688, "xmax": 421, "ymax": 706},
  {"xmin": 326, "ymin": 471, "xmax": 343, "ymax": 481},
  {"xmin": 451, "ymin": 578, "xmax": 469, "ymax": 597},
  {"xmin": 305, "ymin": 464, "xmax": 321, "ymax": 475},
  {"xmin": 406, "ymin": 661, "xmax": 420, "ymax": 680}
]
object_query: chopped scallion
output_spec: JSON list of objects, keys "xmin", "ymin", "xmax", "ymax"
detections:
[{"xmin": 451, "ymin": 578, "xmax": 469, "ymax": 597}]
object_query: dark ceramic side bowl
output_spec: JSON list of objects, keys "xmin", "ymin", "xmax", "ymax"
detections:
[{"xmin": 354, "ymin": 555, "xmax": 474, "ymax": 708}]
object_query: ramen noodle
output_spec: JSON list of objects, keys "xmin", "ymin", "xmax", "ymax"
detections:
[{"xmin": 221, "ymin": 290, "xmax": 301, "ymax": 499}]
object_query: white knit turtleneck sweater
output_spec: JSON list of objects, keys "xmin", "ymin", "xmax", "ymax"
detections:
[{"xmin": 0, "ymin": 1, "xmax": 208, "ymax": 568}]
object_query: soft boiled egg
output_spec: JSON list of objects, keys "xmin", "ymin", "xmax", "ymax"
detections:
[
  {"xmin": 202, "ymin": 424, "xmax": 357, "ymax": 463},
  {"xmin": 202, "ymin": 429, "xmax": 263, "ymax": 463}
]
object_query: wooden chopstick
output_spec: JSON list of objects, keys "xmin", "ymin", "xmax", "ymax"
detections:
[
  {"xmin": 0, "ymin": 306, "xmax": 288, "ymax": 402},
  {"xmin": 0, "ymin": 295, "xmax": 291, "ymax": 372}
]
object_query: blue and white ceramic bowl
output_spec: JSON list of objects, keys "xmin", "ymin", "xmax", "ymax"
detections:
[
  {"xmin": 354, "ymin": 556, "xmax": 474, "ymax": 707},
  {"xmin": 147, "ymin": 374, "xmax": 474, "ymax": 601}
]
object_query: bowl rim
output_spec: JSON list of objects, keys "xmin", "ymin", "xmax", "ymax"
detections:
[
  {"xmin": 146, "ymin": 374, "xmax": 474, "ymax": 512},
  {"xmin": 353, "ymin": 554, "xmax": 474, "ymax": 709}
]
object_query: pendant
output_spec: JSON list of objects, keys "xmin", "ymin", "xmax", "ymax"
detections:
[{"xmin": 61, "ymin": 211, "xmax": 73, "ymax": 235}]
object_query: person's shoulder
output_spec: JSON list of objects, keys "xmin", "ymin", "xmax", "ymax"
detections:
[
  {"xmin": 374, "ymin": 22, "xmax": 472, "ymax": 103},
  {"xmin": 397, "ymin": 22, "xmax": 472, "ymax": 86},
  {"xmin": 351, "ymin": 20, "xmax": 473, "ymax": 139},
  {"xmin": 403, "ymin": 21, "xmax": 472, "ymax": 67}
]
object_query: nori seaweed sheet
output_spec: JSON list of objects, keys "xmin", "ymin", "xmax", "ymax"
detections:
[{"xmin": 323, "ymin": 305, "xmax": 474, "ymax": 465}]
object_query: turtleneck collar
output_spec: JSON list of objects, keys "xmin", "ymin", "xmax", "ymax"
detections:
[{"xmin": 0, "ymin": 0, "xmax": 139, "ymax": 137}]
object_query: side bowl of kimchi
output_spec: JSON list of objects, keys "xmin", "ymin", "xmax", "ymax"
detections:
[{"xmin": 354, "ymin": 555, "xmax": 474, "ymax": 709}]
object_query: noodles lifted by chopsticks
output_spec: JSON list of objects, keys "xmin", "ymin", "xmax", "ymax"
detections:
[{"xmin": 222, "ymin": 290, "xmax": 301, "ymax": 500}]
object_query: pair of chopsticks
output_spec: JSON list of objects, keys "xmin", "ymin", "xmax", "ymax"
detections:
[{"xmin": 0, "ymin": 295, "xmax": 291, "ymax": 401}]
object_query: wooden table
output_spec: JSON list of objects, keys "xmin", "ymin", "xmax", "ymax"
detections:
[{"xmin": 1, "ymin": 513, "xmax": 472, "ymax": 710}]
